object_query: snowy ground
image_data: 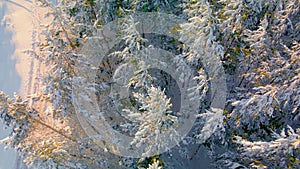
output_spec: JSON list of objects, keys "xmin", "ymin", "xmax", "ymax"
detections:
[
  {"xmin": 0, "ymin": 0, "xmax": 35, "ymax": 168},
  {"xmin": 0, "ymin": 1, "xmax": 19, "ymax": 166},
  {"xmin": 0, "ymin": 0, "xmax": 58, "ymax": 168}
]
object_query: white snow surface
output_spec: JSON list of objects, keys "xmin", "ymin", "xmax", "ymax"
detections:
[{"xmin": 0, "ymin": 0, "xmax": 38, "ymax": 168}]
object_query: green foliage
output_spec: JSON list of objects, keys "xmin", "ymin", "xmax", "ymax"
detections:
[{"xmin": 137, "ymin": 155, "xmax": 164, "ymax": 169}]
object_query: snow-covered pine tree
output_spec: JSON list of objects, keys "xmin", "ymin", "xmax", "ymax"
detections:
[{"xmin": 1, "ymin": 0, "xmax": 299, "ymax": 168}]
